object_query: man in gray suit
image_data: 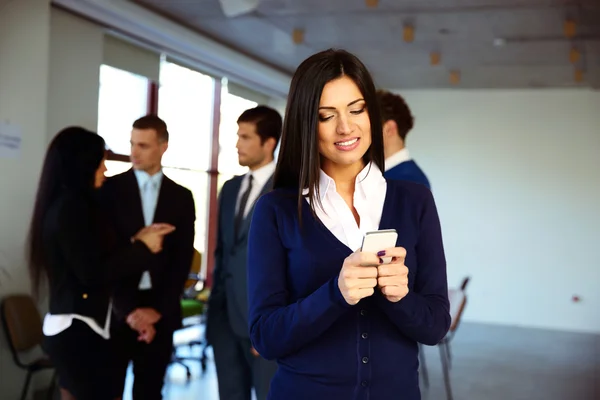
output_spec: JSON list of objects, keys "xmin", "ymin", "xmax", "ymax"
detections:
[{"xmin": 206, "ymin": 105, "xmax": 282, "ymax": 400}]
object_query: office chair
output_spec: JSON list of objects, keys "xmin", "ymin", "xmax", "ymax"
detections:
[
  {"xmin": 170, "ymin": 250, "xmax": 210, "ymax": 380},
  {"xmin": 1, "ymin": 294, "xmax": 56, "ymax": 400}
]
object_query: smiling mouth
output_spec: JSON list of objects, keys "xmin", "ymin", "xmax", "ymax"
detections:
[
  {"xmin": 334, "ymin": 137, "xmax": 360, "ymax": 151},
  {"xmin": 336, "ymin": 138, "xmax": 357, "ymax": 146}
]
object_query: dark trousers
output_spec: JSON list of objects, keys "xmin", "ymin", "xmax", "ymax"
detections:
[
  {"xmin": 208, "ymin": 309, "xmax": 278, "ymax": 400},
  {"xmin": 115, "ymin": 319, "xmax": 174, "ymax": 400}
]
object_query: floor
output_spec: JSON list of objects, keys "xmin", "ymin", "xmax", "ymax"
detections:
[{"xmin": 122, "ymin": 322, "xmax": 600, "ymax": 400}]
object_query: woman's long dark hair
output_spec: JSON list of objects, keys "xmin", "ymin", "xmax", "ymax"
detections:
[
  {"xmin": 273, "ymin": 48, "xmax": 385, "ymax": 220},
  {"xmin": 27, "ymin": 127, "xmax": 106, "ymax": 298}
]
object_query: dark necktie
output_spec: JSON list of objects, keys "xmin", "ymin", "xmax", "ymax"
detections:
[{"xmin": 234, "ymin": 174, "xmax": 253, "ymax": 238}]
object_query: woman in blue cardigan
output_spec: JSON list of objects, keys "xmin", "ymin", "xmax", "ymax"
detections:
[{"xmin": 247, "ymin": 49, "xmax": 451, "ymax": 400}]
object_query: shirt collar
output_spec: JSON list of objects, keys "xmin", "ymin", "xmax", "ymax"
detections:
[
  {"xmin": 247, "ymin": 160, "xmax": 276, "ymax": 187},
  {"xmin": 315, "ymin": 162, "xmax": 385, "ymax": 201},
  {"xmin": 385, "ymin": 148, "xmax": 411, "ymax": 171},
  {"xmin": 134, "ymin": 169, "xmax": 163, "ymax": 190}
]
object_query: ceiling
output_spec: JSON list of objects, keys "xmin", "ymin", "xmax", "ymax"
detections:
[{"xmin": 133, "ymin": 0, "xmax": 600, "ymax": 89}]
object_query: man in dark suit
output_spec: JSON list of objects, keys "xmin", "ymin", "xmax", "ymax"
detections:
[
  {"xmin": 206, "ymin": 105, "xmax": 282, "ymax": 400},
  {"xmin": 377, "ymin": 90, "xmax": 431, "ymax": 189},
  {"xmin": 102, "ymin": 115, "xmax": 196, "ymax": 400}
]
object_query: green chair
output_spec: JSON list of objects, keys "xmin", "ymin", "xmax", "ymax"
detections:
[{"xmin": 170, "ymin": 250, "xmax": 209, "ymax": 379}]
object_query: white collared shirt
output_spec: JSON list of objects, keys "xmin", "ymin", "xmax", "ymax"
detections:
[
  {"xmin": 236, "ymin": 161, "xmax": 276, "ymax": 218},
  {"xmin": 385, "ymin": 148, "xmax": 412, "ymax": 172},
  {"xmin": 304, "ymin": 162, "xmax": 387, "ymax": 251},
  {"xmin": 134, "ymin": 169, "xmax": 164, "ymax": 226}
]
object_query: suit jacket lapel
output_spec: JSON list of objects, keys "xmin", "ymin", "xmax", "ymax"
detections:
[
  {"xmin": 153, "ymin": 176, "xmax": 171, "ymax": 223},
  {"xmin": 236, "ymin": 174, "xmax": 274, "ymax": 242},
  {"xmin": 224, "ymin": 176, "xmax": 243, "ymax": 245},
  {"xmin": 124, "ymin": 169, "xmax": 146, "ymax": 229}
]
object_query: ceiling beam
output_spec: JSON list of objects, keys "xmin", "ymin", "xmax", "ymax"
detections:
[{"xmin": 51, "ymin": 0, "xmax": 292, "ymax": 98}]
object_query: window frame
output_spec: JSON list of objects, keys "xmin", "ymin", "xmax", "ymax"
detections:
[{"xmin": 103, "ymin": 77, "xmax": 223, "ymax": 288}]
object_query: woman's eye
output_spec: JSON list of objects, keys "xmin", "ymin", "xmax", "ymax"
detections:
[
  {"xmin": 350, "ymin": 107, "xmax": 366, "ymax": 115},
  {"xmin": 319, "ymin": 115, "xmax": 334, "ymax": 122}
]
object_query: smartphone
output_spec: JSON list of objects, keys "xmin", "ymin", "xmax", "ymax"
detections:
[{"xmin": 360, "ymin": 229, "xmax": 398, "ymax": 264}]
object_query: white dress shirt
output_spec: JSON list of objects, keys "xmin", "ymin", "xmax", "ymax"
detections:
[
  {"xmin": 236, "ymin": 161, "xmax": 276, "ymax": 218},
  {"xmin": 134, "ymin": 169, "xmax": 164, "ymax": 289},
  {"xmin": 384, "ymin": 148, "xmax": 412, "ymax": 172},
  {"xmin": 134, "ymin": 169, "xmax": 164, "ymax": 226},
  {"xmin": 304, "ymin": 162, "xmax": 387, "ymax": 251}
]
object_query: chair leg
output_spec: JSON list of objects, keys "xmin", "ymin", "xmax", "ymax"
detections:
[
  {"xmin": 418, "ymin": 343, "xmax": 429, "ymax": 388},
  {"xmin": 439, "ymin": 343, "xmax": 453, "ymax": 400},
  {"xmin": 200, "ymin": 344, "xmax": 208, "ymax": 374},
  {"xmin": 47, "ymin": 370, "xmax": 57, "ymax": 400},
  {"xmin": 20, "ymin": 370, "xmax": 32, "ymax": 400}
]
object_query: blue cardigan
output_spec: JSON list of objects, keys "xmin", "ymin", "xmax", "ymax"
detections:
[
  {"xmin": 247, "ymin": 179, "xmax": 450, "ymax": 400},
  {"xmin": 384, "ymin": 160, "xmax": 431, "ymax": 190}
]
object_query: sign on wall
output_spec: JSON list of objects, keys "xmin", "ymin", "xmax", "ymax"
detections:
[{"xmin": 0, "ymin": 121, "xmax": 22, "ymax": 159}]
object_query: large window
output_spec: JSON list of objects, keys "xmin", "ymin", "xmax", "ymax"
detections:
[
  {"xmin": 98, "ymin": 65, "xmax": 149, "ymax": 155},
  {"xmin": 157, "ymin": 60, "xmax": 215, "ymax": 252},
  {"xmin": 105, "ymin": 160, "xmax": 132, "ymax": 178},
  {"xmin": 96, "ymin": 47, "xmax": 277, "ymax": 286},
  {"xmin": 158, "ymin": 61, "xmax": 214, "ymax": 171}
]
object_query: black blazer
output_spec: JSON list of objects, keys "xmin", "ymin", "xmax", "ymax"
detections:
[
  {"xmin": 101, "ymin": 169, "xmax": 195, "ymax": 330},
  {"xmin": 43, "ymin": 190, "xmax": 154, "ymax": 328}
]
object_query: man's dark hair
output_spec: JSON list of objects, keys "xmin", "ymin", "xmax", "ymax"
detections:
[
  {"xmin": 133, "ymin": 115, "xmax": 169, "ymax": 142},
  {"xmin": 376, "ymin": 90, "xmax": 414, "ymax": 141},
  {"xmin": 237, "ymin": 106, "xmax": 282, "ymax": 146}
]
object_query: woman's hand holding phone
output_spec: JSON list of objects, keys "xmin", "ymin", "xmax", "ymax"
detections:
[
  {"xmin": 375, "ymin": 247, "xmax": 409, "ymax": 303},
  {"xmin": 338, "ymin": 230, "xmax": 409, "ymax": 305},
  {"xmin": 338, "ymin": 251, "xmax": 380, "ymax": 305}
]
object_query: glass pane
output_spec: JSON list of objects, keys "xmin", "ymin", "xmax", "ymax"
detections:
[
  {"xmin": 98, "ymin": 65, "xmax": 149, "ymax": 155},
  {"xmin": 158, "ymin": 61, "xmax": 214, "ymax": 171},
  {"xmin": 217, "ymin": 172, "xmax": 235, "ymax": 196},
  {"xmin": 218, "ymin": 89, "xmax": 258, "ymax": 176},
  {"xmin": 105, "ymin": 160, "xmax": 132, "ymax": 177},
  {"xmin": 163, "ymin": 167, "xmax": 208, "ymax": 253}
]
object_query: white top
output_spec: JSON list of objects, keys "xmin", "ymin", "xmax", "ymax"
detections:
[
  {"xmin": 42, "ymin": 300, "xmax": 113, "ymax": 339},
  {"xmin": 384, "ymin": 148, "xmax": 411, "ymax": 172},
  {"xmin": 304, "ymin": 162, "xmax": 387, "ymax": 251},
  {"xmin": 236, "ymin": 161, "xmax": 276, "ymax": 218}
]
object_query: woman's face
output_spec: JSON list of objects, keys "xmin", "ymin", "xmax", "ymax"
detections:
[
  {"xmin": 94, "ymin": 157, "xmax": 107, "ymax": 188},
  {"xmin": 317, "ymin": 76, "xmax": 371, "ymax": 173}
]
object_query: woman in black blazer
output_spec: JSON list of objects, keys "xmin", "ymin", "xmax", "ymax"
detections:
[{"xmin": 27, "ymin": 127, "xmax": 175, "ymax": 400}]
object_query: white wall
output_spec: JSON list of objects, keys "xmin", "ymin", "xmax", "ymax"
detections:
[
  {"xmin": 393, "ymin": 88, "xmax": 600, "ymax": 334},
  {"xmin": 0, "ymin": 0, "xmax": 51, "ymax": 397},
  {"xmin": 47, "ymin": 7, "xmax": 104, "ymax": 137},
  {"xmin": 267, "ymin": 96, "xmax": 287, "ymax": 118}
]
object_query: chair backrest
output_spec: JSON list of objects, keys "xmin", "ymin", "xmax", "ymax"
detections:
[
  {"xmin": 460, "ymin": 277, "xmax": 470, "ymax": 291},
  {"xmin": 184, "ymin": 250, "xmax": 202, "ymax": 290},
  {"xmin": 1, "ymin": 294, "xmax": 44, "ymax": 356},
  {"xmin": 448, "ymin": 276, "xmax": 470, "ymax": 333}
]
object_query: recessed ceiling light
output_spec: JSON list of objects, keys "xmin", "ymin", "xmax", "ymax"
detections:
[{"xmin": 493, "ymin": 38, "xmax": 506, "ymax": 47}]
